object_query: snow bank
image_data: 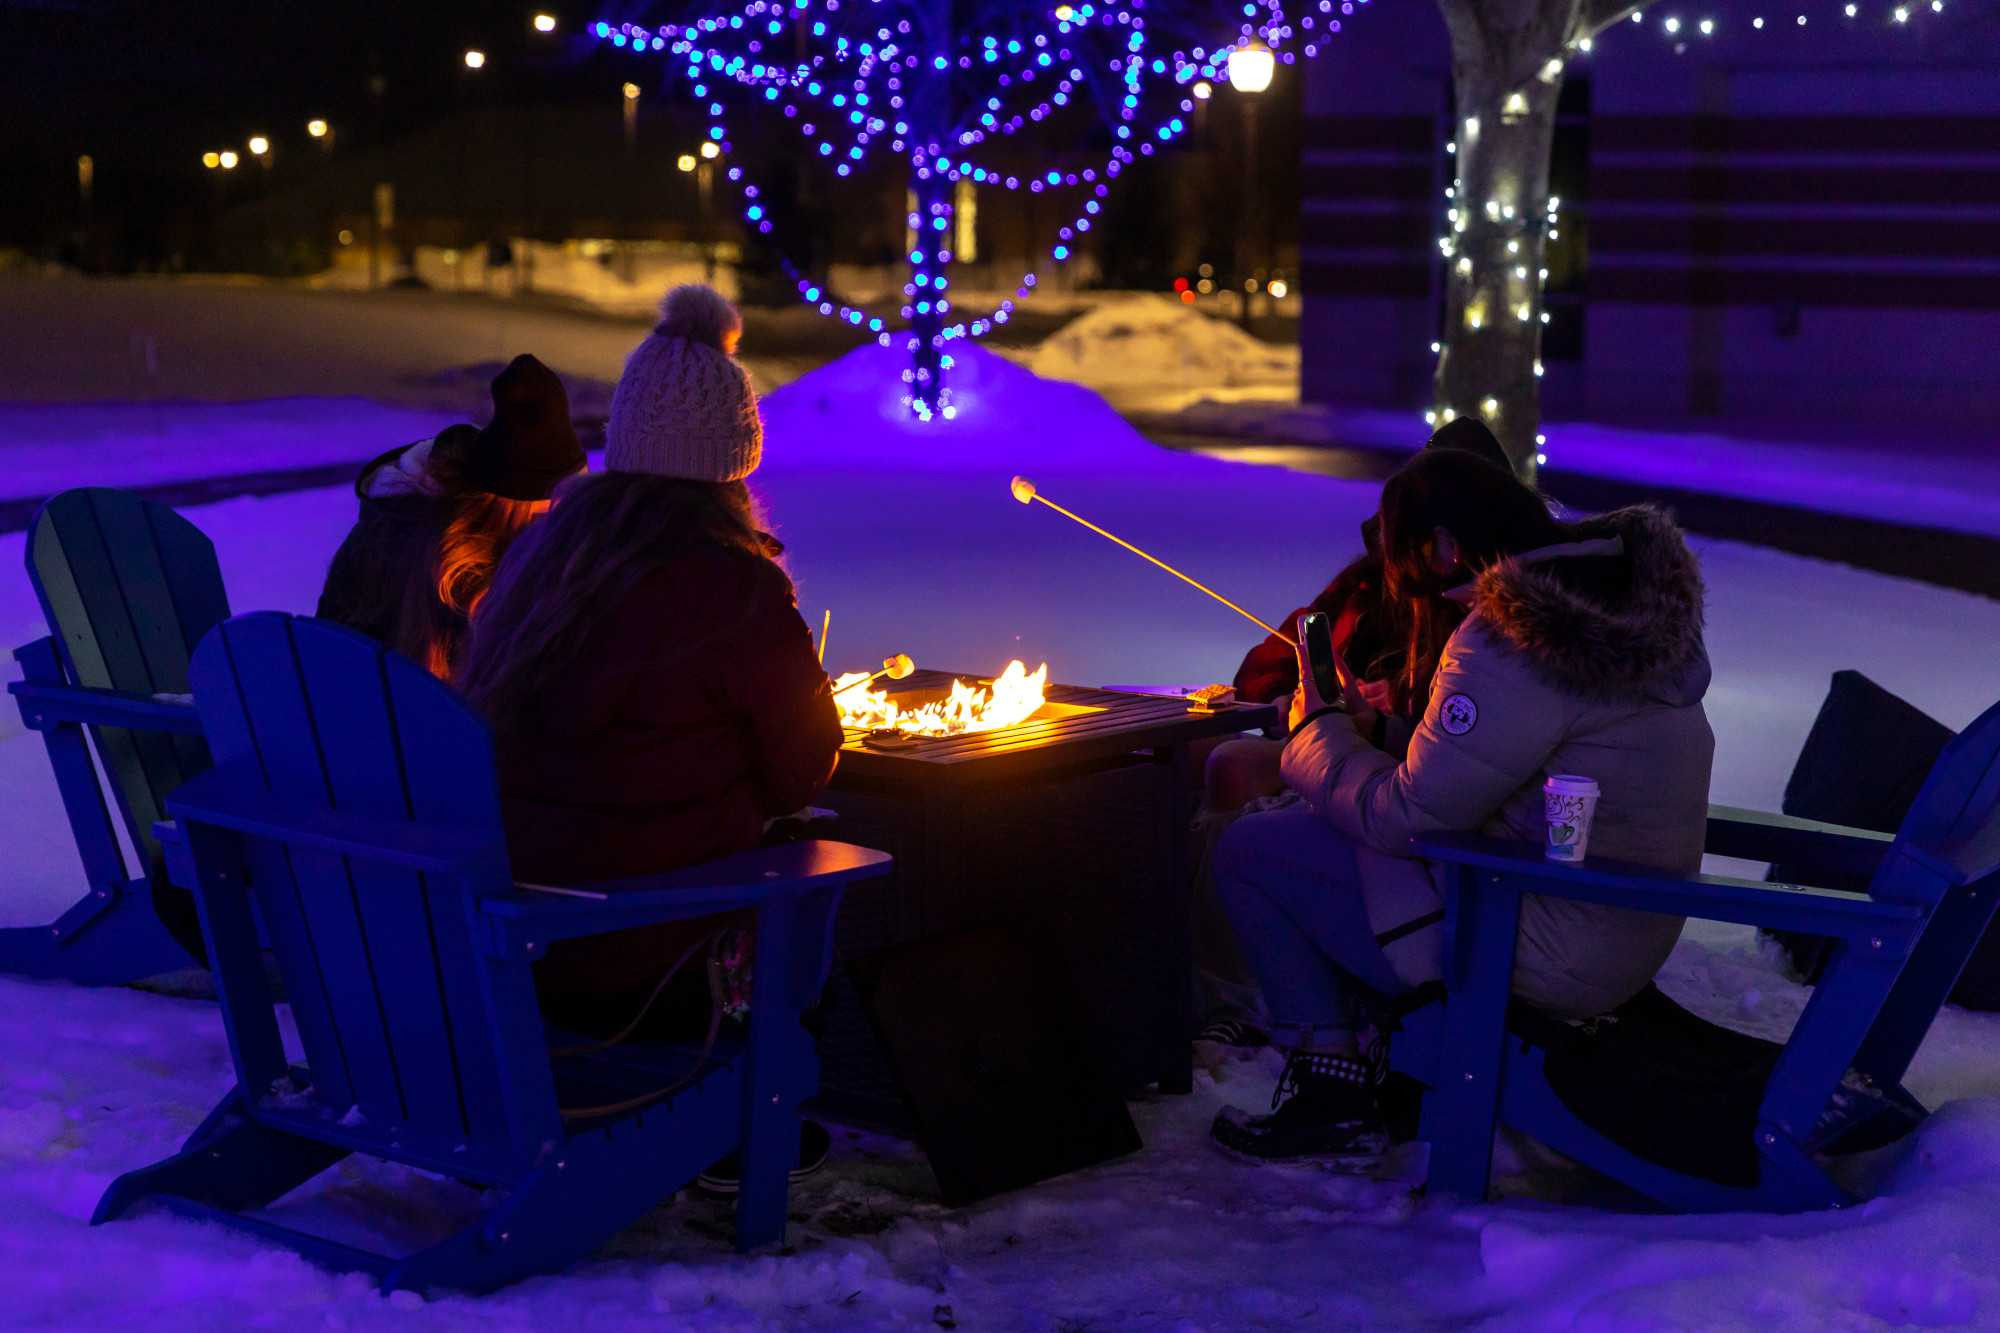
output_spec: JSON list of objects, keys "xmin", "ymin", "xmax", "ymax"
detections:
[
  {"xmin": 0, "ymin": 400, "xmax": 460, "ymax": 502},
  {"xmin": 1026, "ymin": 296, "xmax": 1297, "ymax": 405}
]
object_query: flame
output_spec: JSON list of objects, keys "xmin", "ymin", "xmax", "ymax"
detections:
[{"xmin": 834, "ymin": 660, "xmax": 1049, "ymax": 737}]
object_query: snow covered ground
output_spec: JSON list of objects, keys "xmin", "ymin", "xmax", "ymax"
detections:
[{"xmin": 3, "ymin": 346, "xmax": 2000, "ymax": 1328}]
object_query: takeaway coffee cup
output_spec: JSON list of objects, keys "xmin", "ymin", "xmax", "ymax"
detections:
[{"xmin": 1543, "ymin": 775, "xmax": 1601, "ymax": 863}]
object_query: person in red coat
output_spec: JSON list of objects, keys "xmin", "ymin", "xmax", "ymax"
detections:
[{"xmin": 457, "ymin": 285, "xmax": 842, "ymax": 1183}]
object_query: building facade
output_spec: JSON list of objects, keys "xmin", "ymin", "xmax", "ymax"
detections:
[{"xmin": 1299, "ymin": 3, "xmax": 2000, "ymax": 438}]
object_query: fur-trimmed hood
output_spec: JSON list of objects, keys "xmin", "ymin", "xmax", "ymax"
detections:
[{"xmin": 1468, "ymin": 506, "xmax": 1709, "ymax": 703}]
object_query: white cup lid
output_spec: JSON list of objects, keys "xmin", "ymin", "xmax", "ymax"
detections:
[{"xmin": 1544, "ymin": 774, "xmax": 1600, "ymax": 795}]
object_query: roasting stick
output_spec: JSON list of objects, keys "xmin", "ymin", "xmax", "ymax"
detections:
[
  {"xmin": 832, "ymin": 653, "xmax": 917, "ymax": 697},
  {"xmin": 1009, "ymin": 476, "xmax": 1295, "ymax": 644},
  {"xmin": 819, "ymin": 609, "xmax": 831, "ymax": 666}
]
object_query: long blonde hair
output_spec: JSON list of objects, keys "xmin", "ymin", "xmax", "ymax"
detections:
[
  {"xmin": 390, "ymin": 460, "xmax": 547, "ymax": 679},
  {"xmin": 456, "ymin": 471, "xmax": 772, "ymax": 734}
]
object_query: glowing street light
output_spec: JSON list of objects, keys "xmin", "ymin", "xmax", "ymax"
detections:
[
  {"xmin": 1192, "ymin": 80, "xmax": 1213, "ymax": 100},
  {"xmin": 463, "ymin": 48, "xmax": 487, "ymax": 70},
  {"xmin": 533, "ymin": 12, "xmax": 558, "ymax": 32},
  {"xmin": 699, "ymin": 140, "xmax": 720, "ymax": 159},
  {"xmin": 1226, "ymin": 41, "xmax": 1275, "ymax": 94},
  {"xmin": 306, "ymin": 118, "xmax": 328, "ymax": 139},
  {"xmin": 201, "ymin": 151, "xmax": 221, "ymax": 169},
  {"xmin": 247, "ymin": 135, "xmax": 270, "ymax": 156},
  {"xmin": 677, "ymin": 153, "xmax": 698, "ymax": 172},
  {"xmin": 219, "ymin": 150, "xmax": 240, "ymax": 170},
  {"xmin": 622, "ymin": 81, "xmax": 641, "ymax": 100}
]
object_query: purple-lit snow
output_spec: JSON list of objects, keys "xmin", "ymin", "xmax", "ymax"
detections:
[{"xmin": 2, "ymin": 345, "xmax": 1999, "ymax": 1329}]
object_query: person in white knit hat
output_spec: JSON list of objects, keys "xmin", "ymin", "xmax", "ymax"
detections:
[
  {"xmin": 458, "ymin": 284, "xmax": 841, "ymax": 1191},
  {"xmin": 607, "ymin": 284, "xmax": 765, "ymax": 482}
]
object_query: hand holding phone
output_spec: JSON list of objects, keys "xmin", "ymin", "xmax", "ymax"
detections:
[{"xmin": 1297, "ymin": 612, "xmax": 1349, "ymax": 711}]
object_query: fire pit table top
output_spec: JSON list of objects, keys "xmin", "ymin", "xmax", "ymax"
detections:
[{"xmin": 836, "ymin": 669, "xmax": 1280, "ymax": 782}]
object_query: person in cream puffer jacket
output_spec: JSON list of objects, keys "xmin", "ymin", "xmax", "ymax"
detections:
[{"xmin": 1210, "ymin": 448, "xmax": 1714, "ymax": 1161}]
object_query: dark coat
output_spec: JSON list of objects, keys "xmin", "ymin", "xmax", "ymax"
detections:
[
  {"xmin": 501, "ymin": 544, "xmax": 844, "ymax": 1006},
  {"xmin": 316, "ymin": 435, "xmax": 476, "ymax": 672}
]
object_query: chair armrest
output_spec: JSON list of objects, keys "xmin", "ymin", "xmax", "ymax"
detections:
[
  {"xmin": 1704, "ymin": 804, "xmax": 1893, "ymax": 878},
  {"xmin": 1414, "ymin": 830, "xmax": 1926, "ymax": 945},
  {"xmin": 166, "ymin": 765, "xmax": 497, "ymax": 875},
  {"xmin": 10, "ymin": 679, "xmax": 205, "ymax": 736},
  {"xmin": 478, "ymin": 840, "xmax": 893, "ymax": 949}
]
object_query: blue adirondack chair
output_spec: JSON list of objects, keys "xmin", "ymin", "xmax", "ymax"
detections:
[
  {"xmin": 1392, "ymin": 696, "xmax": 2000, "ymax": 1212},
  {"xmin": 5, "ymin": 488, "xmax": 223, "ymax": 982},
  {"xmin": 93, "ymin": 613, "xmax": 891, "ymax": 1292}
]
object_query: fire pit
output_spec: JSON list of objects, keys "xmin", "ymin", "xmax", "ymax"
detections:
[{"xmin": 812, "ymin": 667, "xmax": 1279, "ymax": 1130}]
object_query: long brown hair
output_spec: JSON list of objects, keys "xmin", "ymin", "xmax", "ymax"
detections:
[
  {"xmin": 456, "ymin": 471, "xmax": 771, "ymax": 734},
  {"xmin": 1377, "ymin": 449, "xmax": 1566, "ymax": 702},
  {"xmin": 389, "ymin": 451, "xmax": 548, "ymax": 678}
]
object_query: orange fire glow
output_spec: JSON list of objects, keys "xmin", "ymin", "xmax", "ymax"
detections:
[{"xmin": 834, "ymin": 660, "xmax": 1049, "ymax": 737}]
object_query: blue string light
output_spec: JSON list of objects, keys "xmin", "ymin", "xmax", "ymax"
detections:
[{"xmin": 591, "ymin": 0, "xmax": 1364, "ymax": 416}]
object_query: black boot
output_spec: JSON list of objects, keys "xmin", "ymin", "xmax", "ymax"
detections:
[{"xmin": 1211, "ymin": 1049, "xmax": 1385, "ymax": 1161}]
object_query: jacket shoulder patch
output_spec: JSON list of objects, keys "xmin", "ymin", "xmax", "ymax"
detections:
[{"xmin": 1439, "ymin": 693, "xmax": 1478, "ymax": 736}]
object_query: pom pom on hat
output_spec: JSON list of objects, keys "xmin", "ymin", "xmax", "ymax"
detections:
[
  {"xmin": 656, "ymin": 284, "xmax": 743, "ymax": 354},
  {"xmin": 607, "ymin": 284, "xmax": 762, "ymax": 481}
]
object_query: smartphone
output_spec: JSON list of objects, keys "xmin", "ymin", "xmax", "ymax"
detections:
[{"xmin": 1298, "ymin": 612, "xmax": 1347, "ymax": 705}]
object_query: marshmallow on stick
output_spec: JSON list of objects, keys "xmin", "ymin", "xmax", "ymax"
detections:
[{"xmin": 833, "ymin": 653, "xmax": 917, "ymax": 697}]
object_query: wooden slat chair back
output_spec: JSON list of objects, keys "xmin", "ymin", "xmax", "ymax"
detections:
[
  {"xmin": 4, "ymin": 488, "xmax": 226, "ymax": 981},
  {"xmin": 1395, "ymin": 697, "xmax": 2000, "ymax": 1213},
  {"xmin": 185, "ymin": 611, "xmax": 534, "ymax": 1172},
  {"xmin": 93, "ymin": 613, "xmax": 892, "ymax": 1293}
]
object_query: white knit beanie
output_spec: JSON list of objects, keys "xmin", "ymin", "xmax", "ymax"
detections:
[{"xmin": 606, "ymin": 285, "xmax": 763, "ymax": 481}]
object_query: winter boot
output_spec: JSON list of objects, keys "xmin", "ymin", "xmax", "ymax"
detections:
[{"xmin": 1211, "ymin": 1049, "xmax": 1385, "ymax": 1161}]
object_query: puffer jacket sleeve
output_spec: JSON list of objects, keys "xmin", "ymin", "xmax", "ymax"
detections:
[
  {"xmin": 717, "ymin": 561, "xmax": 844, "ymax": 816},
  {"xmin": 1279, "ymin": 618, "xmax": 1571, "ymax": 856}
]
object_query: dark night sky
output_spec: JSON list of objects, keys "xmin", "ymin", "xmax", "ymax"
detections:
[{"xmin": 0, "ymin": 1, "xmax": 627, "ymax": 232}]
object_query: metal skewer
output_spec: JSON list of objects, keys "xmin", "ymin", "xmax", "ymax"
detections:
[{"xmin": 1009, "ymin": 476, "xmax": 1294, "ymax": 643}]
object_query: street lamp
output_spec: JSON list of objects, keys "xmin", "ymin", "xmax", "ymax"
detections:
[
  {"xmin": 533, "ymin": 12, "xmax": 557, "ymax": 32},
  {"xmin": 463, "ymin": 48, "xmax": 487, "ymax": 70},
  {"xmin": 1226, "ymin": 41, "xmax": 1276, "ymax": 94},
  {"xmin": 306, "ymin": 118, "xmax": 328, "ymax": 139},
  {"xmin": 247, "ymin": 135, "xmax": 270, "ymax": 157},
  {"xmin": 219, "ymin": 150, "xmax": 239, "ymax": 170},
  {"xmin": 677, "ymin": 153, "xmax": 698, "ymax": 172},
  {"xmin": 202, "ymin": 151, "xmax": 221, "ymax": 169},
  {"xmin": 699, "ymin": 140, "xmax": 720, "ymax": 159}
]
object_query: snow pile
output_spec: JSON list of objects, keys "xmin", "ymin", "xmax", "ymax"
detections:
[{"xmin": 1026, "ymin": 296, "xmax": 1297, "ymax": 404}]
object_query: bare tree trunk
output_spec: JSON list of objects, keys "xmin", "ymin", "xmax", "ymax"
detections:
[{"xmin": 1432, "ymin": 0, "xmax": 1653, "ymax": 479}]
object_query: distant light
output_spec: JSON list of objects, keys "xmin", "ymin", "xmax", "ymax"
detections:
[
  {"xmin": 1894, "ymin": 5, "xmax": 1910, "ymax": 18},
  {"xmin": 623, "ymin": 81, "xmax": 641, "ymax": 100},
  {"xmin": 1481, "ymin": 396, "xmax": 1500, "ymax": 417},
  {"xmin": 1753, "ymin": 15, "xmax": 1765, "ymax": 26},
  {"xmin": 337, "ymin": 228, "xmax": 355, "ymax": 245},
  {"xmin": 677, "ymin": 153, "xmax": 698, "ymax": 172},
  {"xmin": 700, "ymin": 140, "xmax": 720, "ymax": 158},
  {"xmin": 1192, "ymin": 80, "xmax": 1212, "ymax": 100},
  {"xmin": 219, "ymin": 150, "xmax": 239, "ymax": 170},
  {"xmin": 1844, "ymin": 2, "xmax": 1857, "ymax": 14},
  {"xmin": 533, "ymin": 12, "xmax": 557, "ymax": 32},
  {"xmin": 1663, "ymin": 17, "xmax": 1681, "ymax": 34},
  {"xmin": 247, "ymin": 135, "xmax": 270, "ymax": 156},
  {"xmin": 463, "ymin": 48, "xmax": 487, "ymax": 69},
  {"xmin": 306, "ymin": 118, "xmax": 328, "ymax": 138},
  {"xmin": 1698, "ymin": 18, "xmax": 1715, "ymax": 35},
  {"xmin": 201, "ymin": 151, "xmax": 221, "ymax": 169},
  {"xmin": 1226, "ymin": 42, "xmax": 1275, "ymax": 94},
  {"xmin": 1267, "ymin": 279, "xmax": 1289, "ymax": 300},
  {"xmin": 1055, "ymin": 4, "xmax": 1075, "ymax": 19}
]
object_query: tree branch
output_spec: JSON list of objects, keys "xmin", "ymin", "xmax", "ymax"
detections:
[{"xmin": 1576, "ymin": 0, "xmax": 1660, "ymax": 42}]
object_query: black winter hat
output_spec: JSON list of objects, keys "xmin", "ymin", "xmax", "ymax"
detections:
[
  {"xmin": 463, "ymin": 355, "xmax": 587, "ymax": 500},
  {"xmin": 1424, "ymin": 417, "xmax": 1514, "ymax": 476}
]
